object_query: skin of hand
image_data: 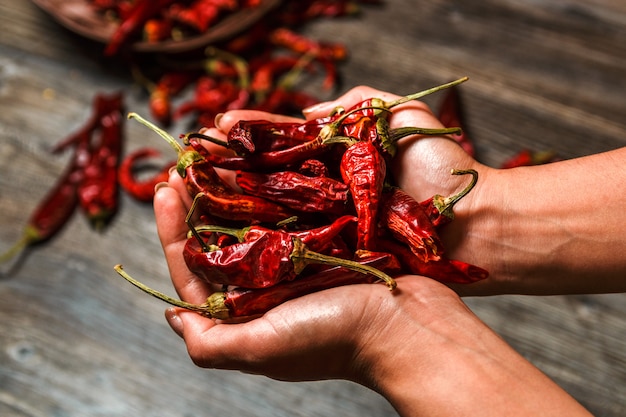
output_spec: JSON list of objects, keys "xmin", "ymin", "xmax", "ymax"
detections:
[{"xmin": 153, "ymin": 86, "xmax": 595, "ymax": 416}]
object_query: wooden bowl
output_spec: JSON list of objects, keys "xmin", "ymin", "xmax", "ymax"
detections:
[{"xmin": 31, "ymin": 0, "xmax": 281, "ymax": 54}]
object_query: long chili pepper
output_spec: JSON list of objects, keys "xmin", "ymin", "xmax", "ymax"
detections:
[
  {"xmin": 269, "ymin": 27, "xmax": 348, "ymax": 62},
  {"xmin": 118, "ymin": 148, "xmax": 175, "ymax": 202},
  {"xmin": 114, "ymin": 252, "xmax": 399, "ymax": 319},
  {"xmin": 380, "ymin": 187, "xmax": 444, "ymax": 263},
  {"xmin": 235, "ymin": 170, "xmax": 350, "ymax": 214},
  {"xmin": 0, "ymin": 135, "xmax": 87, "ymax": 264},
  {"xmin": 437, "ymin": 86, "xmax": 475, "ymax": 157},
  {"xmin": 339, "ymin": 139, "xmax": 386, "ymax": 251},
  {"xmin": 381, "ymin": 238, "xmax": 488, "ymax": 284},
  {"xmin": 129, "ymin": 112, "xmax": 294, "ymax": 222},
  {"xmin": 419, "ymin": 169, "xmax": 478, "ymax": 228},
  {"xmin": 183, "ymin": 225, "xmax": 397, "ymax": 289},
  {"xmin": 78, "ymin": 107, "xmax": 124, "ymax": 230}
]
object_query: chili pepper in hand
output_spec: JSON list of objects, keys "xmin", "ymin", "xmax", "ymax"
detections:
[
  {"xmin": 382, "ymin": 238, "xmax": 488, "ymax": 284},
  {"xmin": 183, "ymin": 224, "xmax": 396, "ymax": 289},
  {"xmin": 437, "ymin": 86, "xmax": 475, "ymax": 157},
  {"xmin": 115, "ymin": 251, "xmax": 399, "ymax": 319},
  {"xmin": 340, "ymin": 139, "xmax": 386, "ymax": 250},
  {"xmin": 130, "ymin": 112, "xmax": 294, "ymax": 222},
  {"xmin": 236, "ymin": 170, "xmax": 349, "ymax": 214},
  {"xmin": 419, "ymin": 169, "xmax": 478, "ymax": 228},
  {"xmin": 380, "ymin": 187, "xmax": 444, "ymax": 263},
  {"xmin": 118, "ymin": 148, "xmax": 175, "ymax": 202}
]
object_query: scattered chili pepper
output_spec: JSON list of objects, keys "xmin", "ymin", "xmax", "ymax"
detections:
[
  {"xmin": 499, "ymin": 149, "xmax": 559, "ymax": 169},
  {"xmin": 118, "ymin": 148, "xmax": 175, "ymax": 202},
  {"xmin": 78, "ymin": 107, "xmax": 125, "ymax": 230},
  {"xmin": 0, "ymin": 134, "xmax": 87, "ymax": 264}
]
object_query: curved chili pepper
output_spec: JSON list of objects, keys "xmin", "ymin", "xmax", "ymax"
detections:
[
  {"xmin": 380, "ymin": 187, "xmax": 444, "ymax": 263},
  {"xmin": 419, "ymin": 169, "xmax": 478, "ymax": 228},
  {"xmin": 115, "ymin": 252, "xmax": 399, "ymax": 319},
  {"xmin": 118, "ymin": 148, "xmax": 175, "ymax": 202},
  {"xmin": 340, "ymin": 139, "xmax": 386, "ymax": 250},
  {"xmin": 129, "ymin": 112, "xmax": 294, "ymax": 223},
  {"xmin": 235, "ymin": 170, "xmax": 349, "ymax": 214}
]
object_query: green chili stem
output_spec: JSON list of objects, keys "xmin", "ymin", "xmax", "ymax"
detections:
[
  {"xmin": 193, "ymin": 223, "xmax": 249, "ymax": 243},
  {"xmin": 318, "ymin": 105, "xmax": 391, "ymax": 142},
  {"xmin": 384, "ymin": 77, "xmax": 469, "ymax": 109},
  {"xmin": 290, "ymin": 238, "xmax": 397, "ymax": 290},
  {"xmin": 128, "ymin": 112, "xmax": 184, "ymax": 154},
  {"xmin": 443, "ymin": 169, "xmax": 479, "ymax": 208},
  {"xmin": 115, "ymin": 264, "xmax": 208, "ymax": 314},
  {"xmin": 183, "ymin": 132, "xmax": 229, "ymax": 149},
  {"xmin": 389, "ymin": 126, "xmax": 463, "ymax": 142},
  {"xmin": 205, "ymin": 46, "xmax": 250, "ymax": 90}
]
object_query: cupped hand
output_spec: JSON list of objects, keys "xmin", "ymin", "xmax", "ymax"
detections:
[{"xmin": 154, "ymin": 155, "xmax": 469, "ymax": 385}]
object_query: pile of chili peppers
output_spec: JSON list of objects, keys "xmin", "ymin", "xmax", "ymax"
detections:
[{"xmin": 115, "ymin": 77, "xmax": 495, "ymax": 319}]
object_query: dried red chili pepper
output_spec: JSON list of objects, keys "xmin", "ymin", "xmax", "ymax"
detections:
[
  {"xmin": 381, "ymin": 238, "xmax": 488, "ymax": 284},
  {"xmin": 0, "ymin": 134, "xmax": 87, "ymax": 264},
  {"xmin": 183, "ymin": 223, "xmax": 396, "ymax": 289},
  {"xmin": 437, "ymin": 86, "xmax": 475, "ymax": 157},
  {"xmin": 339, "ymin": 139, "xmax": 386, "ymax": 250},
  {"xmin": 130, "ymin": 113, "xmax": 294, "ymax": 222},
  {"xmin": 77, "ymin": 105, "xmax": 125, "ymax": 230},
  {"xmin": 499, "ymin": 149, "xmax": 559, "ymax": 169},
  {"xmin": 104, "ymin": 0, "xmax": 178, "ymax": 56},
  {"xmin": 269, "ymin": 27, "xmax": 348, "ymax": 62},
  {"xmin": 235, "ymin": 170, "xmax": 349, "ymax": 214},
  {"xmin": 380, "ymin": 187, "xmax": 444, "ymax": 263},
  {"xmin": 118, "ymin": 148, "xmax": 175, "ymax": 202},
  {"xmin": 115, "ymin": 251, "xmax": 399, "ymax": 319},
  {"xmin": 419, "ymin": 169, "xmax": 478, "ymax": 228}
]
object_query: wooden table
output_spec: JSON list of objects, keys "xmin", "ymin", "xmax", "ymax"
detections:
[{"xmin": 1, "ymin": 1, "xmax": 624, "ymax": 415}]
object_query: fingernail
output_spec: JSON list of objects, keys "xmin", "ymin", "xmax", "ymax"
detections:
[
  {"xmin": 165, "ymin": 308, "xmax": 184, "ymax": 338},
  {"xmin": 168, "ymin": 165, "xmax": 177, "ymax": 175},
  {"xmin": 302, "ymin": 103, "xmax": 325, "ymax": 116},
  {"xmin": 213, "ymin": 113, "xmax": 224, "ymax": 129},
  {"xmin": 154, "ymin": 181, "xmax": 169, "ymax": 195}
]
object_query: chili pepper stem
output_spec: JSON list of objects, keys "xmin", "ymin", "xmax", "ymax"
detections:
[
  {"xmin": 290, "ymin": 237, "xmax": 397, "ymax": 290},
  {"xmin": 384, "ymin": 77, "xmax": 469, "ymax": 109},
  {"xmin": 432, "ymin": 169, "xmax": 478, "ymax": 218},
  {"xmin": 389, "ymin": 126, "xmax": 463, "ymax": 142},
  {"xmin": 128, "ymin": 112, "xmax": 203, "ymax": 178},
  {"xmin": 183, "ymin": 132, "xmax": 228, "ymax": 149},
  {"xmin": 0, "ymin": 227, "xmax": 38, "ymax": 264},
  {"xmin": 114, "ymin": 264, "xmax": 224, "ymax": 318}
]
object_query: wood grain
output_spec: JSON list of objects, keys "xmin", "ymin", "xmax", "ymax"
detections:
[{"xmin": 0, "ymin": 0, "xmax": 624, "ymax": 416}]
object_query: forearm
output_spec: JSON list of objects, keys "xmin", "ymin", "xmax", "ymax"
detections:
[
  {"xmin": 447, "ymin": 147, "xmax": 626, "ymax": 295},
  {"xmin": 354, "ymin": 279, "xmax": 591, "ymax": 416}
]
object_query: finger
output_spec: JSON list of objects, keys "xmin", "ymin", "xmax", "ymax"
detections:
[
  {"xmin": 154, "ymin": 179, "xmax": 212, "ymax": 304},
  {"xmin": 215, "ymin": 109, "xmax": 304, "ymax": 133}
]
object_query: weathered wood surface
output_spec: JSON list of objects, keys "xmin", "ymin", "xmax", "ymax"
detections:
[{"xmin": 0, "ymin": 0, "xmax": 624, "ymax": 416}]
